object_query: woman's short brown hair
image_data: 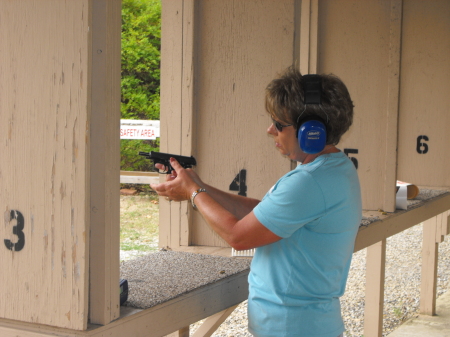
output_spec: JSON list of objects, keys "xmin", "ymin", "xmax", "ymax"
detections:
[{"xmin": 265, "ymin": 66, "xmax": 354, "ymax": 145}]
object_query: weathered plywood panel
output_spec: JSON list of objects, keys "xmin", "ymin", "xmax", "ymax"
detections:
[
  {"xmin": 192, "ymin": 0, "xmax": 295, "ymax": 246},
  {"xmin": 397, "ymin": 0, "xmax": 450, "ymax": 188},
  {"xmin": 317, "ymin": 0, "xmax": 401, "ymax": 211},
  {"xmin": 0, "ymin": 0, "xmax": 90, "ymax": 330}
]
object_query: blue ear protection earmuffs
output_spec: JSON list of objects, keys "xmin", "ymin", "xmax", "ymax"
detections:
[
  {"xmin": 296, "ymin": 74, "xmax": 328, "ymax": 154},
  {"xmin": 297, "ymin": 116, "xmax": 327, "ymax": 154}
]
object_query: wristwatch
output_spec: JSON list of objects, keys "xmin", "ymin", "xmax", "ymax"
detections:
[{"xmin": 191, "ymin": 188, "xmax": 207, "ymax": 209}]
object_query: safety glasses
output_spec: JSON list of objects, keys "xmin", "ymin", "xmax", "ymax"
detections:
[{"xmin": 271, "ymin": 118, "xmax": 292, "ymax": 132}]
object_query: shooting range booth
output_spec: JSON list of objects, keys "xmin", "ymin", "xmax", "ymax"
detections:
[{"xmin": 0, "ymin": 1, "xmax": 449, "ymax": 337}]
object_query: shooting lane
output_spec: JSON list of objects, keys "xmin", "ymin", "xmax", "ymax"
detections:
[
  {"xmin": 0, "ymin": 1, "xmax": 449, "ymax": 337},
  {"xmin": 159, "ymin": 0, "xmax": 450, "ymax": 336},
  {"xmin": 159, "ymin": 0, "xmax": 407, "ymax": 250}
]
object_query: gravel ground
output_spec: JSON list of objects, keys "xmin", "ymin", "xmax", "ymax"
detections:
[{"xmin": 188, "ymin": 223, "xmax": 450, "ymax": 337}]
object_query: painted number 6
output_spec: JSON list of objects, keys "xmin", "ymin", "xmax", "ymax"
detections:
[
  {"xmin": 4, "ymin": 210, "xmax": 25, "ymax": 252},
  {"xmin": 416, "ymin": 135, "xmax": 429, "ymax": 154}
]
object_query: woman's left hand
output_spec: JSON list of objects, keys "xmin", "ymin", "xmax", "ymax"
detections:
[{"xmin": 150, "ymin": 158, "xmax": 201, "ymax": 202}]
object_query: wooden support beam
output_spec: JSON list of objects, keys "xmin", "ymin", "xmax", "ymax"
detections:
[
  {"xmin": 191, "ymin": 305, "xmax": 238, "ymax": 337},
  {"xmin": 296, "ymin": 0, "xmax": 318, "ymax": 74},
  {"xmin": 297, "ymin": 0, "xmax": 310, "ymax": 74},
  {"xmin": 160, "ymin": 0, "xmax": 196, "ymax": 249},
  {"xmin": 165, "ymin": 326, "xmax": 189, "ymax": 337},
  {"xmin": 383, "ymin": 0, "xmax": 403, "ymax": 212},
  {"xmin": 439, "ymin": 210, "xmax": 450, "ymax": 239},
  {"xmin": 364, "ymin": 239, "xmax": 386, "ymax": 337},
  {"xmin": 179, "ymin": 0, "xmax": 196, "ymax": 247},
  {"xmin": 420, "ymin": 216, "xmax": 439, "ymax": 315},
  {"xmin": 447, "ymin": 211, "xmax": 450, "ymax": 235},
  {"xmin": 119, "ymin": 171, "xmax": 159, "ymax": 185}
]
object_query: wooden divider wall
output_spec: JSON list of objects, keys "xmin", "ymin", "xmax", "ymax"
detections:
[
  {"xmin": 160, "ymin": 0, "xmax": 450, "ymax": 248},
  {"xmin": 192, "ymin": 1, "xmax": 296, "ymax": 246},
  {"xmin": 0, "ymin": 0, "xmax": 121, "ymax": 330},
  {"xmin": 397, "ymin": 1, "xmax": 450, "ymax": 188},
  {"xmin": 0, "ymin": 1, "xmax": 91, "ymax": 329}
]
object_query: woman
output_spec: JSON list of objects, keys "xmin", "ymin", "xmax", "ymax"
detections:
[{"xmin": 151, "ymin": 66, "xmax": 362, "ymax": 337}]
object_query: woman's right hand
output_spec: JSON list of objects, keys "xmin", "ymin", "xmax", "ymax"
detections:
[{"xmin": 150, "ymin": 158, "xmax": 203, "ymax": 202}]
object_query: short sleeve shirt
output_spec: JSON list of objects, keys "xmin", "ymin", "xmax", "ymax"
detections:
[{"xmin": 249, "ymin": 152, "xmax": 362, "ymax": 337}]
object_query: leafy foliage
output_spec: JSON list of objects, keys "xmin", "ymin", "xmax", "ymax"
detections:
[
  {"xmin": 120, "ymin": 139, "xmax": 159, "ymax": 172},
  {"xmin": 121, "ymin": 0, "xmax": 161, "ymax": 171}
]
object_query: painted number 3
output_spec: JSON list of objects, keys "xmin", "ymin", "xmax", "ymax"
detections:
[{"xmin": 4, "ymin": 210, "xmax": 25, "ymax": 252}]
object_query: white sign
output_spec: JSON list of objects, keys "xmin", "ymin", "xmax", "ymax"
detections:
[{"xmin": 120, "ymin": 120, "xmax": 160, "ymax": 140}]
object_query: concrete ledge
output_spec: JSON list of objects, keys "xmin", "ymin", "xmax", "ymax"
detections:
[{"xmin": 388, "ymin": 290, "xmax": 450, "ymax": 336}]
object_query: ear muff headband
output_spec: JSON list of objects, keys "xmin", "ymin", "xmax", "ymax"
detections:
[
  {"xmin": 297, "ymin": 74, "xmax": 328, "ymax": 154},
  {"xmin": 302, "ymin": 74, "xmax": 322, "ymax": 105}
]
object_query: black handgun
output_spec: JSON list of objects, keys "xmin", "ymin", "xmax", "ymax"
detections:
[{"xmin": 139, "ymin": 151, "xmax": 197, "ymax": 174}]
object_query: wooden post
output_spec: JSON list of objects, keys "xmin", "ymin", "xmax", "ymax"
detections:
[
  {"xmin": 159, "ymin": 0, "xmax": 196, "ymax": 249},
  {"xmin": 383, "ymin": 0, "xmax": 403, "ymax": 212},
  {"xmin": 447, "ymin": 212, "xmax": 450, "ymax": 235},
  {"xmin": 364, "ymin": 239, "xmax": 387, "ymax": 337},
  {"xmin": 438, "ymin": 210, "xmax": 450, "ymax": 240},
  {"xmin": 297, "ymin": 0, "xmax": 319, "ymax": 75},
  {"xmin": 89, "ymin": 0, "xmax": 121, "ymax": 325},
  {"xmin": 420, "ymin": 216, "xmax": 440, "ymax": 315},
  {"xmin": 297, "ymin": 0, "xmax": 310, "ymax": 74}
]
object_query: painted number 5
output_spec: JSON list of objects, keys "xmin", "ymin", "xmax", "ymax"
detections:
[
  {"xmin": 344, "ymin": 148, "xmax": 359, "ymax": 169},
  {"xmin": 4, "ymin": 210, "xmax": 25, "ymax": 252}
]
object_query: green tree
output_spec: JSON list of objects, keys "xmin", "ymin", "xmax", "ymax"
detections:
[{"xmin": 121, "ymin": 0, "xmax": 161, "ymax": 171}]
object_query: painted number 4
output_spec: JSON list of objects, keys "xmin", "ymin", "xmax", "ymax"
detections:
[
  {"xmin": 4, "ymin": 210, "xmax": 25, "ymax": 252},
  {"xmin": 229, "ymin": 169, "xmax": 247, "ymax": 197}
]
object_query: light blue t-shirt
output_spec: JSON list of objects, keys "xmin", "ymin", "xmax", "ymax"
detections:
[{"xmin": 249, "ymin": 151, "xmax": 362, "ymax": 337}]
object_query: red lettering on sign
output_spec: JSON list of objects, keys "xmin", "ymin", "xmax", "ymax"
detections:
[{"xmin": 120, "ymin": 126, "xmax": 158, "ymax": 139}]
